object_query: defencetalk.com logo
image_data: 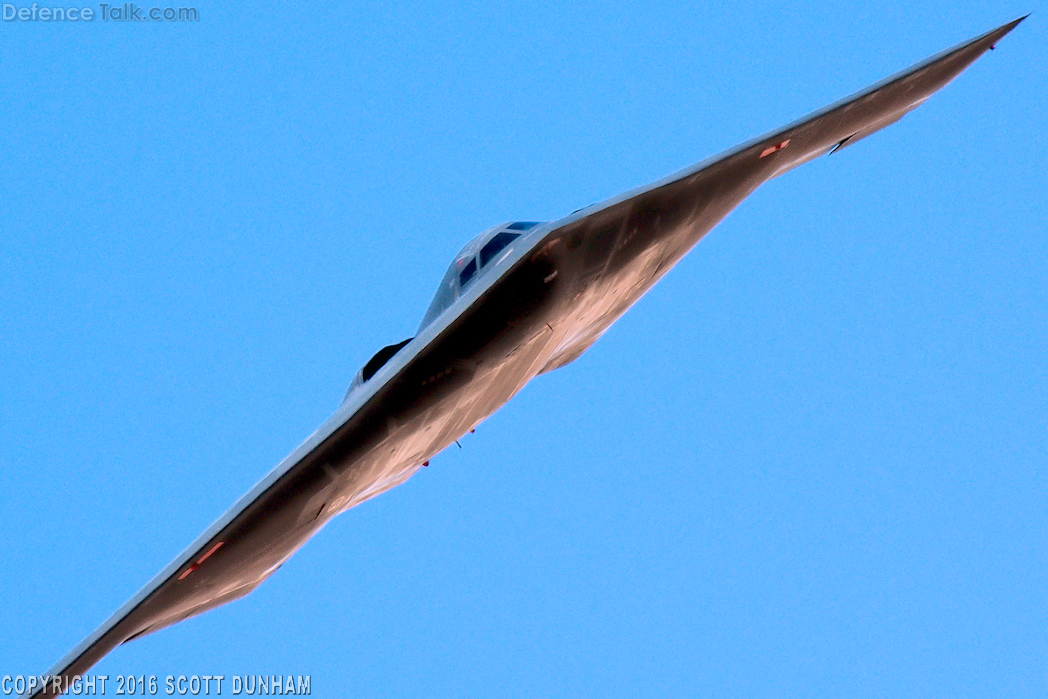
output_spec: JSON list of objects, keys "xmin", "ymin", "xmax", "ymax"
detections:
[{"xmin": 2, "ymin": 3, "xmax": 199, "ymax": 21}]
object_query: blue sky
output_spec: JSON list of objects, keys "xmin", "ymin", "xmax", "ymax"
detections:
[{"xmin": 2, "ymin": 2, "xmax": 1046, "ymax": 696}]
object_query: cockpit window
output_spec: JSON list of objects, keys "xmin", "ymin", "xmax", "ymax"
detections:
[
  {"xmin": 418, "ymin": 222, "xmax": 547, "ymax": 333},
  {"xmin": 459, "ymin": 257, "xmax": 477, "ymax": 287},
  {"xmin": 480, "ymin": 232, "xmax": 520, "ymax": 268}
]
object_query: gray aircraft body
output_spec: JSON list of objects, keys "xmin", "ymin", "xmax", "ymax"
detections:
[{"xmin": 27, "ymin": 17, "xmax": 1026, "ymax": 698}]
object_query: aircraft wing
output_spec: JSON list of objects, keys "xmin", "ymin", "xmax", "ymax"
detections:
[
  {"xmin": 563, "ymin": 17, "xmax": 1024, "ymax": 230},
  {"xmin": 24, "ymin": 403, "xmax": 365, "ymax": 697},
  {"xmin": 531, "ymin": 16, "xmax": 1025, "ymax": 372},
  {"xmin": 25, "ymin": 16, "xmax": 1025, "ymax": 698}
]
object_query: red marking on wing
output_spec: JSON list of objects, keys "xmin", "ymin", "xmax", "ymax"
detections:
[
  {"xmin": 178, "ymin": 541, "xmax": 225, "ymax": 580},
  {"xmin": 760, "ymin": 139, "xmax": 791, "ymax": 158},
  {"xmin": 197, "ymin": 541, "xmax": 224, "ymax": 564}
]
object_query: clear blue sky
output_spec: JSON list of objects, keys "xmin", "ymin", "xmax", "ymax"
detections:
[{"xmin": 2, "ymin": 2, "xmax": 1046, "ymax": 696}]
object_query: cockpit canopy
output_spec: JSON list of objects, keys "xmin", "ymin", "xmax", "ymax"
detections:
[
  {"xmin": 344, "ymin": 222, "xmax": 545, "ymax": 404},
  {"xmin": 417, "ymin": 221, "xmax": 544, "ymax": 332}
]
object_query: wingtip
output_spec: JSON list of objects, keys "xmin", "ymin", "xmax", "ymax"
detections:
[
  {"xmin": 991, "ymin": 14, "xmax": 1029, "ymax": 41},
  {"xmin": 971, "ymin": 14, "xmax": 1028, "ymax": 53},
  {"xmin": 1006, "ymin": 13, "xmax": 1030, "ymax": 31}
]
